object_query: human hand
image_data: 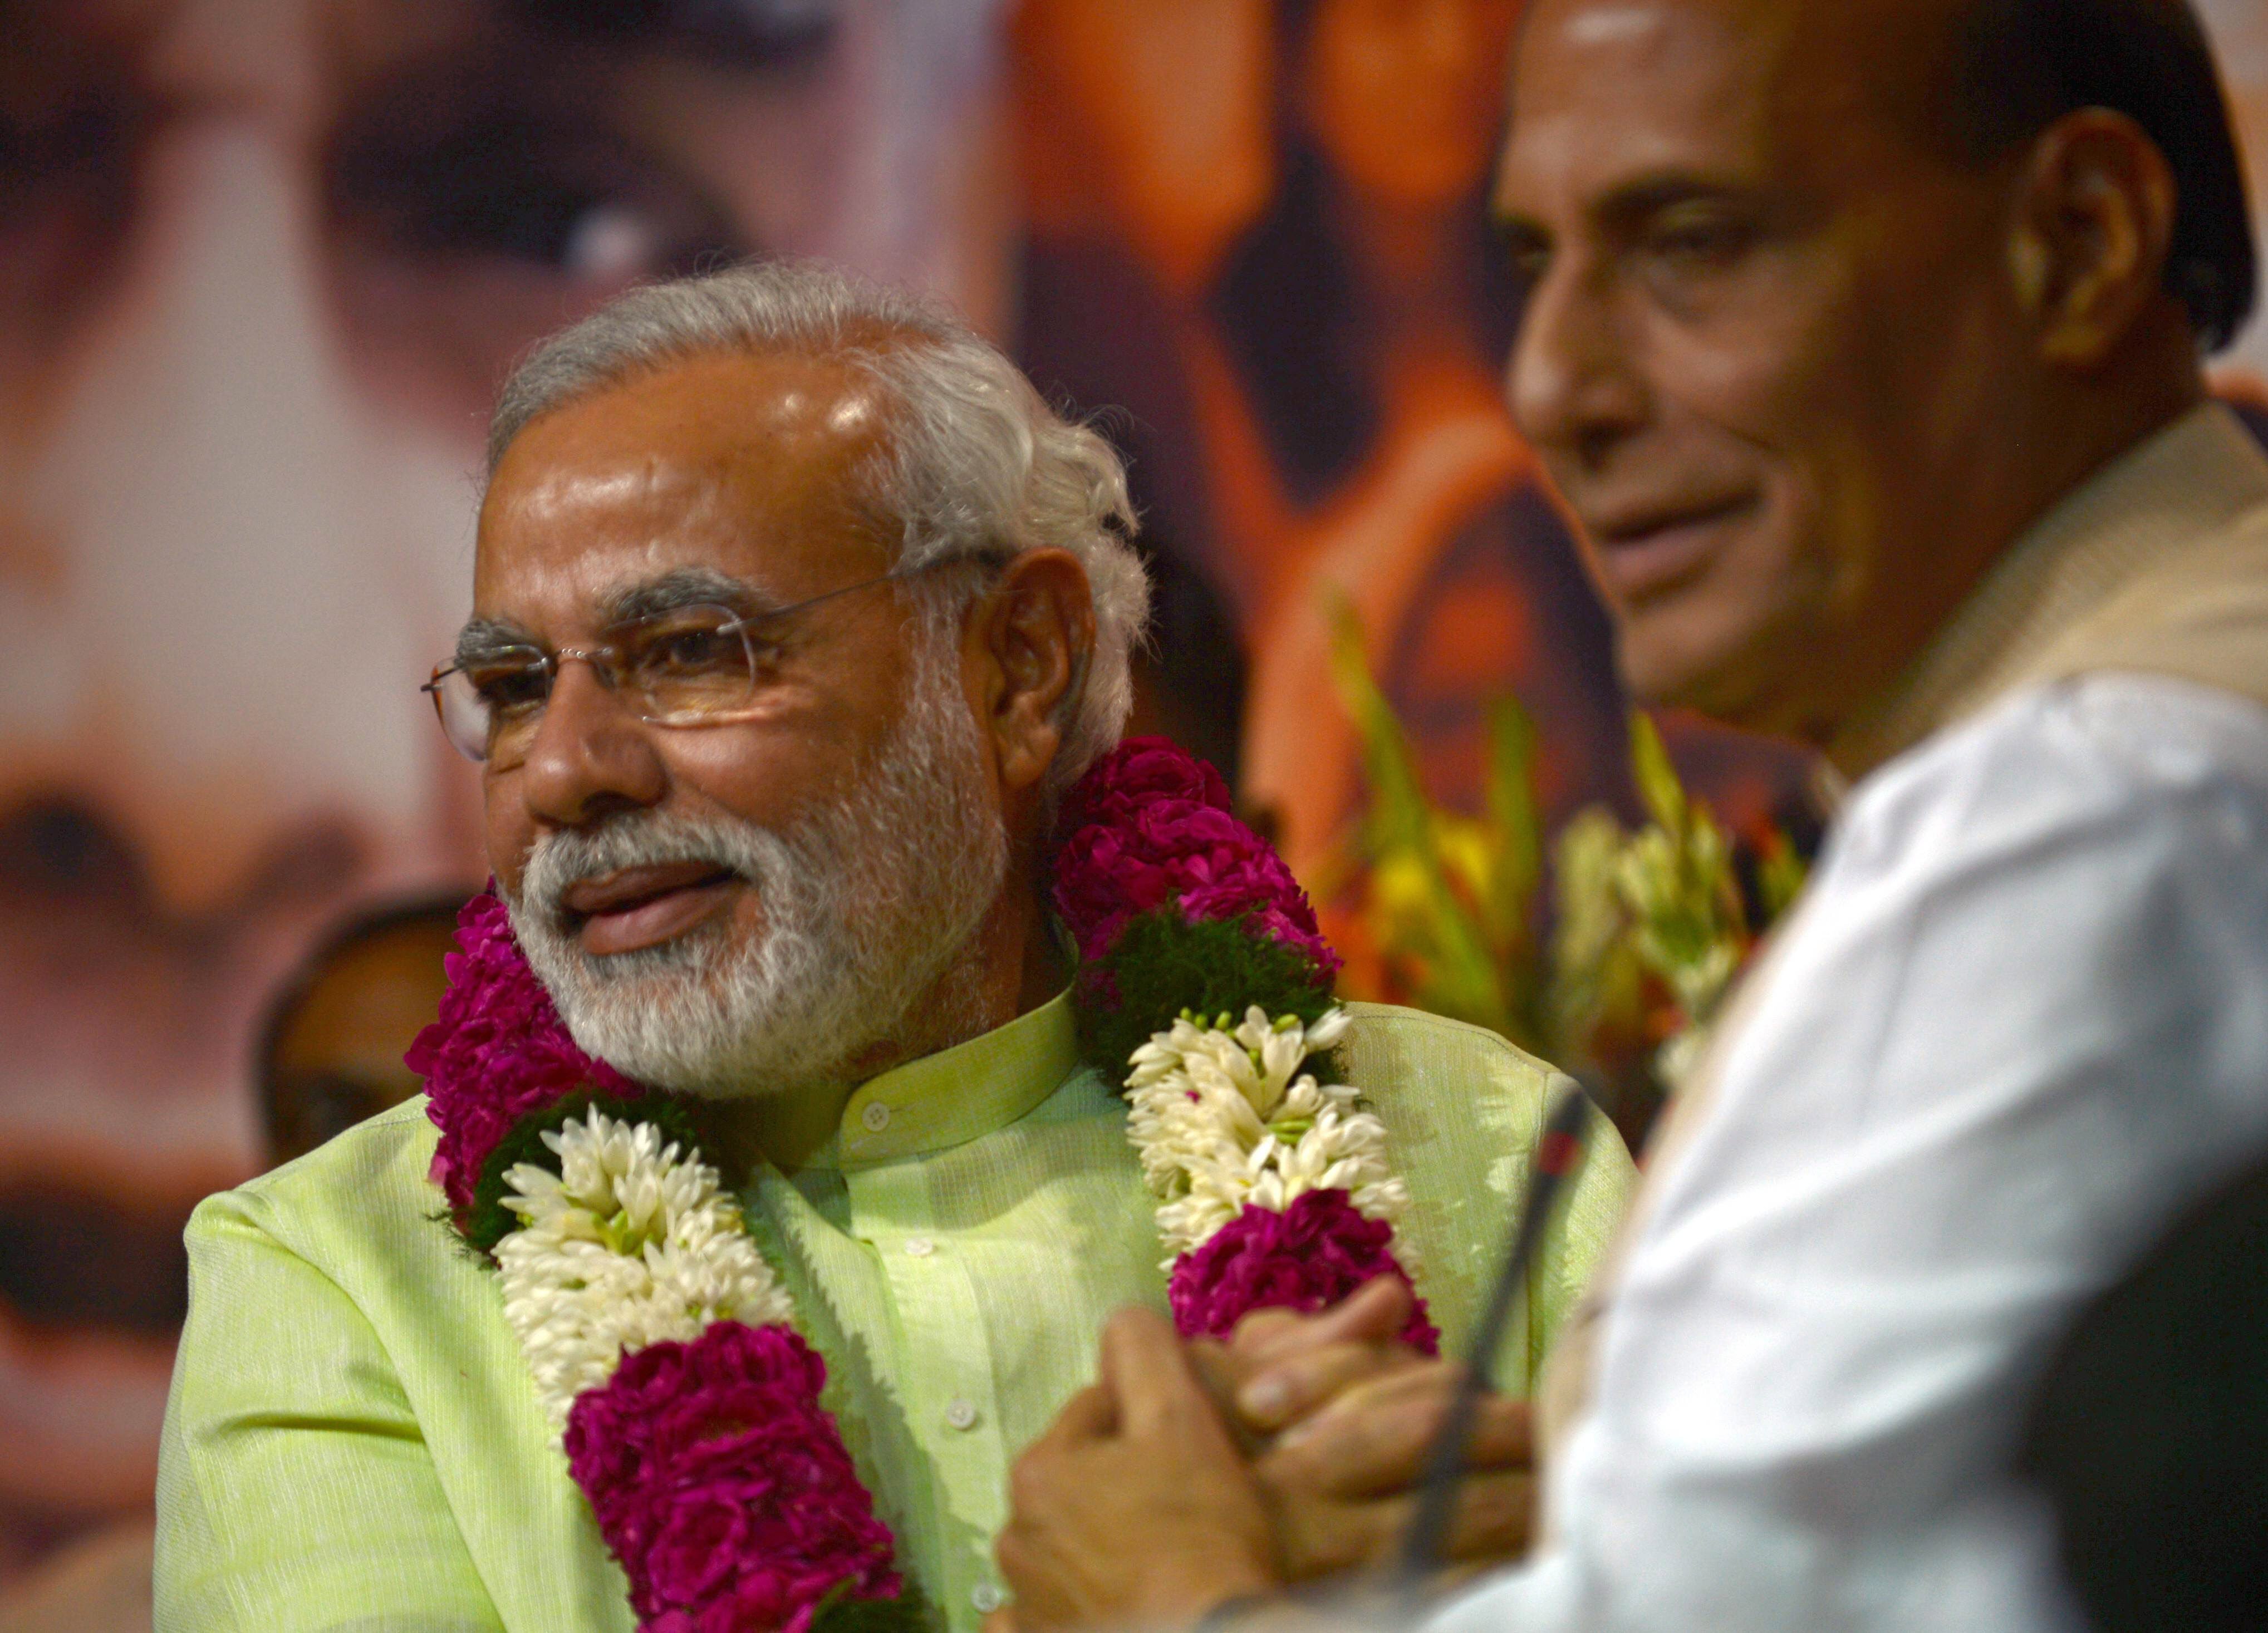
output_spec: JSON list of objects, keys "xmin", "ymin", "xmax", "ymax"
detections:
[
  {"xmin": 1251, "ymin": 1359, "xmax": 1535, "ymax": 1580},
  {"xmin": 996, "ymin": 1309, "xmax": 1282, "ymax": 1632},
  {"xmin": 1197, "ymin": 1280, "xmax": 1539, "ymax": 1580},
  {"xmin": 1195, "ymin": 1278, "xmax": 1425, "ymax": 1449}
]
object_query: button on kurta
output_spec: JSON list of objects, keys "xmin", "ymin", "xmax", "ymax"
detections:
[
  {"xmin": 944, "ymin": 1399, "xmax": 979, "ymax": 1430},
  {"xmin": 861, "ymin": 1101, "xmax": 891, "ymax": 1133},
  {"xmin": 970, "ymin": 1583, "xmax": 1006, "ymax": 1615},
  {"xmin": 905, "ymin": 1236, "xmax": 936, "ymax": 1257}
]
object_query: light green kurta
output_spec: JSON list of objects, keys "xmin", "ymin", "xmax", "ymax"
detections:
[{"xmin": 155, "ymin": 996, "xmax": 1633, "ymax": 1633}]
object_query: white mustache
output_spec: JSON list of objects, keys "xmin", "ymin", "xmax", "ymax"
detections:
[{"xmin": 518, "ymin": 812, "xmax": 772, "ymax": 931}]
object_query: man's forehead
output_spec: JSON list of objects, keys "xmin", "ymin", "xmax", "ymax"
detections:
[
  {"xmin": 472, "ymin": 351, "xmax": 897, "ymax": 623},
  {"xmin": 1501, "ymin": 0, "xmax": 1939, "ymax": 203},
  {"xmin": 505, "ymin": 349, "xmax": 891, "ymax": 468}
]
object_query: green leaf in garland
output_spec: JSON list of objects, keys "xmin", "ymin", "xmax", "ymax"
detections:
[
  {"xmin": 811, "ymin": 1583, "xmax": 936, "ymax": 1633},
  {"xmin": 459, "ymin": 1088, "xmax": 710, "ymax": 1258},
  {"xmin": 1077, "ymin": 910, "xmax": 1338, "ymax": 1085}
]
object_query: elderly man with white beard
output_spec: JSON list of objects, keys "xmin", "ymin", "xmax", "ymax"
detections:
[{"xmin": 151, "ymin": 262, "xmax": 1634, "ymax": 1633}]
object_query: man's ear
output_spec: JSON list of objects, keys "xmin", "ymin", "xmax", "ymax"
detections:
[
  {"xmin": 966, "ymin": 548, "xmax": 1096, "ymax": 808},
  {"xmin": 2006, "ymin": 109, "xmax": 2181, "ymax": 367}
]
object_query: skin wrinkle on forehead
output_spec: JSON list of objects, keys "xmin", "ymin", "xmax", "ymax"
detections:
[
  {"xmin": 1505, "ymin": 4, "xmax": 1765, "ymax": 210},
  {"xmin": 492, "ymin": 362, "xmax": 894, "ymax": 514}
]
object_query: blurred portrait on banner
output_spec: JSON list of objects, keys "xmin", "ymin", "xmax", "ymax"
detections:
[
  {"xmin": 3, "ymin": 0, "xmax": 2267, "ymax": 1617},
  {"xmin": 0, "ymin": 0, "xmax": 1007, "ymax": 1595}
]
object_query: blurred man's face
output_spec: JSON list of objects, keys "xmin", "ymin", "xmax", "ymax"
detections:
[
  {"xmin": 0, "ymin": 0, "xmax": 1007, "ymax": 1562},
  {"xmin": 1496, "ymin": 0, "xmax": 2034, "ymax": 740},
  {"xmin": 1300, "ymin": 0, "xmax": 1524, "ymax": 210}
]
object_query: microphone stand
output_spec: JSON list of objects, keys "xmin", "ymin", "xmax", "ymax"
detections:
[{"xmin": 1389, "ymin": 1083, "xmax": 1595, "ymax": 1615}]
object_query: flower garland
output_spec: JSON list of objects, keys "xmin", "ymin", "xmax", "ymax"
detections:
[
  {"xmin": 1049, "ymin": 739, "xmax": 1436, "ymax": 1353},
  {"xmin": 409, "ymin": 739, "xmax": 1430, "ymax": 1632},
  {"xmin": 410, "ymin": 896, "xmax": 905, "ymax": 1633}
]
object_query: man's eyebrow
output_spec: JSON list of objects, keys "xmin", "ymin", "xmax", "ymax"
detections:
[
  {"xmin": 1490, "ymin": 171, "xmax": 1761, "ymax": 254},
  {"xmin": 454, "ymin": 616, "xmax": 539, "ymax": 668},
  {"xmin": 601, "ymin": 566, "xmax": 767, "ymax": 627},
  {"xmin": 1589, "ymin": 173, "xmax": 1766, "ymax": 234}
]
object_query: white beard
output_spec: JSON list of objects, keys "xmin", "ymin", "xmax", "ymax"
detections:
[{"xmin": 503, "ymin": 635, "xmax": 1009, "ymax": 1099}]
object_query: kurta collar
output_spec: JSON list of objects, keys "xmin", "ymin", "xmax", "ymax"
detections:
[
  {"xmin": 1828, "ymin": 402, "xmax": 2268, "ymax": 778},
  {"xmin": 816, "ymin": 988, "xmax": 1083, "ymax": 1170}
]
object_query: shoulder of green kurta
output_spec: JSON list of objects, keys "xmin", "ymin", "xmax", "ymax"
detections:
[
  {"xmin": 1339, "ymin": 999, "xmax": 1562, "ymax": 1064},
  {"xmin": 192, "ymin": 1096, "xmax": 449, "ymax": 1263},
  {"xmin": 1328, "ymin": 1001, "xmax": 1633, "ymax": 1391},
  {"xmin": 1337, "ymin": 1000, "xmax": 1565, "ymax": 1100},
  {"xmin": 1334, "ymin": 998, "xmax": 1633, "ymax": 1239},
  {"xmin": 1333, "ymin": 998, "xmax": 1580, "ymax": 1206}
]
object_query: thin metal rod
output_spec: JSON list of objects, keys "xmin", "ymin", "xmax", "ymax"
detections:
[{"xmin": 1392, "ymin": 1084, "xmax": 1594, "ymax": 1604}]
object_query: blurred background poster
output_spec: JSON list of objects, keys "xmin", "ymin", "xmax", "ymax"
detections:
[{"xmin": 1, "ymin": 0, "xmax": 2264, "ymax": 1616}]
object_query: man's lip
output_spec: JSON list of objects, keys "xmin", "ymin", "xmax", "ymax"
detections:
[
  {"xmin": 562, "ymin": 860, "xmax": 735, "ymax": 917},
  {"xmin": 1586, "ymin": 494, "xmax": 1760, "ymax": 602},
  {"xmin": 561, "ymin": 862, "xmax": 740, "ymax": 957}
]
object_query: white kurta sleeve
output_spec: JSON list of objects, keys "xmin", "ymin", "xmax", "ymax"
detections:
[{"xmin": 1428, "ymin": 676, "xmax": 2268, "ymax": 1633}]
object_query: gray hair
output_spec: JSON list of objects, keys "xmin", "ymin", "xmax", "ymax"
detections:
[{"xmin": 486, "ymin": 259, "xmax": 1151, "ymax": 804}]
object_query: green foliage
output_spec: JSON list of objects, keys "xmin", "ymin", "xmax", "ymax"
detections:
[
  {"xmin": 1542, "ymin": 808, "xmax": 1650, "ymax": 1061},
  {"xmin": 1484, "ymin": 697, "xmax": 1544, "ymax": 932},
  {"xmin": 1552, "ymin": 713, "xmax": 1749, "ymax": 1029},
  {"xmin": 1328, "ymin": 597, "xmax": 1544, "ymax": 1047},
  {"xmin": 1078, "ymin": 910, "xmax": 1338, "ymax": 1084},
  {"xmin": 460, "ymin": 1089, "xmax": 710, "ymax": 1258},
  {"xmin": 1629, "ymin": 709, "xmax": 1688, "ymax": 831},
  {"xmin": 1757, "ymin": 827, "xmax": 1811, "ymax": 924},
  {"xmin": 812, "ymin": 1585, "xmax": 936, "ymax": 1633},
  {"xmin": 1329, "ymin": 604, "xmax": 1813, "ymax": 1106}
]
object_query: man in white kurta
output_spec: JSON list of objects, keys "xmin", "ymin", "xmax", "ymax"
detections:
[{"xmin": 989, "ymin": 3, "xmax": 2268, "ymax": 1629}]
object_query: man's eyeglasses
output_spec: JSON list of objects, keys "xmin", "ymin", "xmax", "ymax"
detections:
[{"xmin": 425, "ymin": 564, "xmax": 948, "ymax": 768}]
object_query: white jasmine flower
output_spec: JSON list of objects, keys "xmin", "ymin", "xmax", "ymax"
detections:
[
  {"xmin": 493, "ymin": 1109, "xmax": 792, "ymax": 1428},
  {"xmin": 1125, "ymin": 1006, "xmax": 1407, "ymax": 1265}
]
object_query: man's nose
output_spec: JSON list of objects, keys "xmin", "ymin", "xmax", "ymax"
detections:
[
  {"xmin": 7, "ymin": 114, "xmax": 475, "ymax": 916},
  {"xmin": 1506, "ymin": 257, "xmax": 1651, "ymax": 473},
  {"xmin": 513, "ymin": 661, "xmax": 671, "ymax": 832}
]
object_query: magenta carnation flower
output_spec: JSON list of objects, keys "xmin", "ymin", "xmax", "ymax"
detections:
[
  {"xmin": 407, "ymin": 888, "xmax": 639, "ymax": 1217},
  {"xmin": 1051, "ymin": 741, "xmax": 1338, "ymax": 978},
  {"xmin": 1169, "ymin": 1189, "xmax": 1439, "ymax": 1354},
  {"xmin": 565, "ymin": 1321, "xmax": 901, "ymax": 1633},
  {"xmin": 1057, "ymin": 735, "xmax": 1234, "ymax": 834}
]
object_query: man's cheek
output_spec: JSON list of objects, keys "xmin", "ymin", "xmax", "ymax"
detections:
[
  {"xmin": 1615, "ymin": 510, "xmax": 1803, "ymax": 706},
  {"xmin": 483, "ymin": 791, "xmax": 532, "ymax": 896}
]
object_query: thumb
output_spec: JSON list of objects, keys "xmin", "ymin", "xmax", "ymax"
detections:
[
  {"xmin": 1099, "ymin": 1307, "xmax": 1225, "ymax": 1443},
  {"xmin": 1033, "ymin": 1381, "xmax": 1117, "ymax": 1456}
]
